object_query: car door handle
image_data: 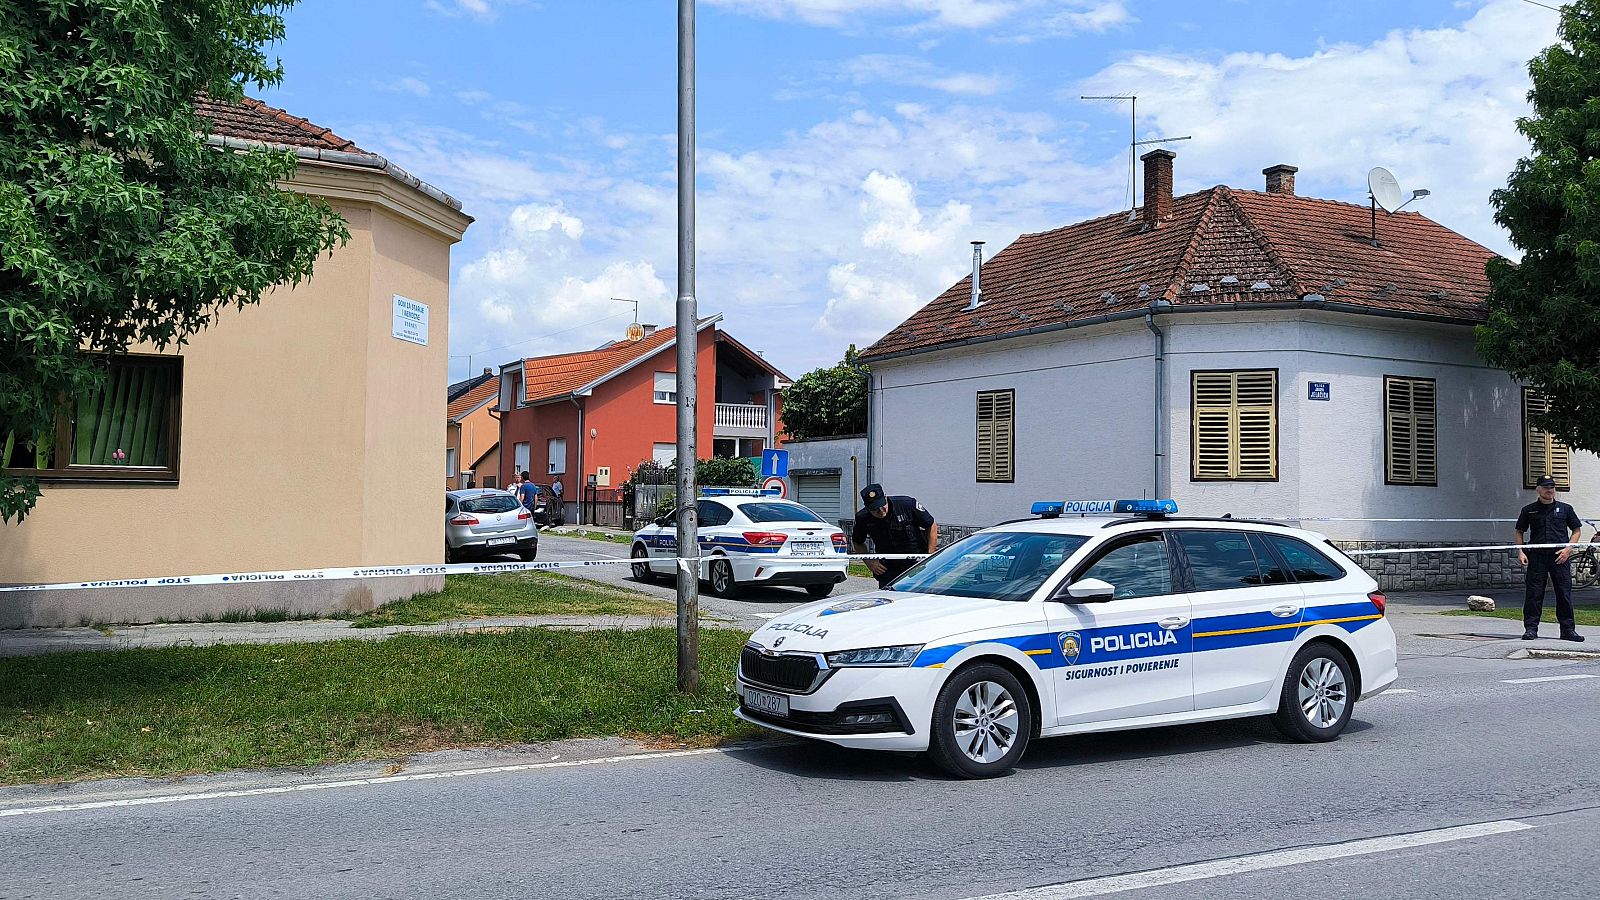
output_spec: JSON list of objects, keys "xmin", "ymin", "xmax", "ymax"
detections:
[
  {"xmin": 1159, "ymin": 616, "xmax": 1189, "ymax": 630},
  {"xmin": 1271, "ymin": 605, "xmax": 1301, "ymax": 618}
]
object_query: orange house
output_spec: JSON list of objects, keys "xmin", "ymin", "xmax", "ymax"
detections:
[
  {"xmin": 446, "ymin": 369, "xmax": 500, "ymax": 489},
  {"xmin": 497, "ymin": 315, "xmax": 788, "ymax": 512}
]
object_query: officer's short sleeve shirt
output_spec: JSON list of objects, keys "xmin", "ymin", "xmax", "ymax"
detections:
[{"xmin": 1516, "ymin": 500, "xmax": 1582, "ymax": 546}]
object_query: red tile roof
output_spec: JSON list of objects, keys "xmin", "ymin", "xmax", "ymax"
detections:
[
  {"xmin": 194, "ymin": 95, "xmax": 366, "ymax": 153},
  {"xmin": 863, "ymin": 185, "xmax": 1497, "ymax": 360},
  {"xmin": 518, "ymin": 327, "xmax": 683, "ymax": 405},
  {"xmin": 447, "ymin": 376, "xmax": 500, "ymax": 421}
]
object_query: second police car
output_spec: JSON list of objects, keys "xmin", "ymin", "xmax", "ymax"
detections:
[
  {"xmin": 735, "ymin": 499, "xmax": 1399, "ymax": 778},
  {"xmin": 631, "ymin": 488, "xmax": 850, "ymax": 598}
]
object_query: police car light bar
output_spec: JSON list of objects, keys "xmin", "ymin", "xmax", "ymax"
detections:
[
  {"xmin": 1032, "ymin": 499, "xmax": 1178, "ymax": 518},
  {"xmin": 700, "ymin": 487, "xmax": 782, "ymax": 497}
]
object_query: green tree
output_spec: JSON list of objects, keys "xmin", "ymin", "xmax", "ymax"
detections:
[
  {"xmin": 628, "ymin": 457, "xmax": 757, "ymax": 488},
  {"xmin": 1478, "ymin": 0, "xmax": 1600, "ymax": 452},
  {"xmin": 0, "ymin": 0, "xmax": 348, "ymax": 522},
  {"xmin": 781, "ymin": 346, "xmax": 869, "ymax": 441}
]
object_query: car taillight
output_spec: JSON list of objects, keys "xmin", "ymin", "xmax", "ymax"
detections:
[
  {"xmin": 831, "ymin": 533, "xmax": 847, "ymax": 548},
  {"xmin": 743, "ymin": 531, "xmax": 788, "ymax": 546},
  {"xmin": 1368, "ymin": 591, "xmax": 1386, "ymax": 615},
  {"xmin": 517, "ymin": 509, "xmax": 533, "ymax": 520},
  {"xmin": 450, "ymin": 514, "xmax": 479, "ymax": 526}
]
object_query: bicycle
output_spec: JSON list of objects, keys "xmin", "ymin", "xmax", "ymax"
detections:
[{"xmin": 1571, "ymin": 520, "xmax": 1600, "ymax": 589}]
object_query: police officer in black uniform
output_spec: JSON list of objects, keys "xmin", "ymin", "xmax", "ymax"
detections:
[
  {"xmin": 851, "ymin": 483, "xmax": 937, "ymax": 589},
  {"xmin": 1514, "ymin": 475, "xmax": 1586, "ymax": 642}
]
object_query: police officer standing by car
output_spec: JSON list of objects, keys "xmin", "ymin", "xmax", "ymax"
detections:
[
  {"xmin": 851, "ymin": 483, "xmax": 937, "ymax": 589},
  {"xmin": 1515, "ymin": 475, "xmax": 1586, "ymax": 642}
]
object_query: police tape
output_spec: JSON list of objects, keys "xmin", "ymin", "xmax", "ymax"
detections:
[
  {"xmin": 0, "ymin": 554, "xmax": 929, "ymax": 595},
  {"xmin": 0, "ymin": 544, "xmax": 1587, "ymax": 596}
]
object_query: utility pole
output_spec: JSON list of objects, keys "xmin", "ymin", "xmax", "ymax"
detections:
[{"xmin": 675, "ymin": 0, "xmax": 700, "ymax": 693}]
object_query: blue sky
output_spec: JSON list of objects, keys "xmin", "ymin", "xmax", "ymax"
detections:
[{"xmin": 260, "ymin": 0, "xmax": 1562, "ymax": 381}]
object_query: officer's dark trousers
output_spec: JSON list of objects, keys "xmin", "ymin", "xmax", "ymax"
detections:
[
  {"xmin": 875, "ymin": 559, "xmax": 916, "ymax": 589},
  {"xmin": 1524, "ymin": 551, "xmax": 1577, "ymax": 633}
]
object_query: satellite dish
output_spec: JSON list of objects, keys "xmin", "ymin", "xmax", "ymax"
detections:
[
  {"xmin": 1368, "ymin": 167, "xmax": 1403, "ymax": 213},
  {"xmin": 625, "ymin": 322, "xmax": 645, "ymax": 342}
]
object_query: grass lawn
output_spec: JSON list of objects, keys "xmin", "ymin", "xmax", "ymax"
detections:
[
  {"xmin": 847, "ymin": 562, "xmax": 874, "ymax": 579},
  {"xmin": 1440, "ymin": 604, "xmax": 1600, "ymax": 627},
  {"xmin": 350, "ymin": 573, "xmax": 674, "ymax": 627},
  {"xmin": 0, "ymin": 628, "xmax": 756, "ymax": 785}
]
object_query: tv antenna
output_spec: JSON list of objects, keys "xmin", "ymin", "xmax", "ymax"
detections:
[
  {"xmin": 1366, "ymin": 167, "xmax": 1430, "ymax": 247},
  {"xmin": 1081, "ymin": 94, "xmax": 1192, "ymax": 219},
  {"xmin": 614, "ymin": 297, "xmax": 645, "ymax": 342}
]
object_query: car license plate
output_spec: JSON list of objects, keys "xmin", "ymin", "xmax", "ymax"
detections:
[
  {"xmin": 790, "ymin": 541, "xmax": 826, "ymax": 556},
  {"xmin": 485, "ymin": 536, "xmax": 516, "ymax": 546},
  {"xmin": 743, "ymin": 686, "xmax": 790, "ymax": 717}
]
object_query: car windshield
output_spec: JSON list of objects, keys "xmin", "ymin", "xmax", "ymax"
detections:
[
  {"xmin": 890, "ymin": 532, "xmax": 1089, "ymax": 601},
  {"xmin": 739, "ymin": 502, "xmax": 825, "ymax": 524},
  {"xmin": 459, "ymin": 494, "xmax": 520, "ymax": 514}
]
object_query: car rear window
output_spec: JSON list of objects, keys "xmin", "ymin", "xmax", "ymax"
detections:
[
  {"xmin": 460, "ymin": 494, "xmax": 521, "ymax": 514},
  {"xmin": 1266, "ymin": 535, "xmax": 1347, "ymax": 582},
  {"xmin": 739, "ymin": 502, "xmax": 825, "ymax": 524},
  {"xmin": 1175, "ymin": 530, "xmax": 1273, "ymax": 591}
]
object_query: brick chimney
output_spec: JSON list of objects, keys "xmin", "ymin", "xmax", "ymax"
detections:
[
  {"xmin": 1141, "ymin": 149, "xmax": 1175, "ymax": 228},
  {"xmin": 1263, "ymin": 164, "xmax": 1298, "ymax": 196}
]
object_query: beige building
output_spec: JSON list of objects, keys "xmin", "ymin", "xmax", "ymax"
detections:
[{"xmin": 0, "ymin": 98, "xmax": 473, "ymax": 627}]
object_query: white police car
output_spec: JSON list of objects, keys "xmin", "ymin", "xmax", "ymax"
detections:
[
  {"xmin": 735, "ymin": 499, "xmax": 1399, "ymax": 778},
  {"xmin": 630, "ymin": 488, "xmax": 850, "ymax": 599}
]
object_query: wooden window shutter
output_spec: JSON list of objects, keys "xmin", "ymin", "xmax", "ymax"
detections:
[
  {"xmin": 1385, "ymin": 376, "xmax": 1437, "ymax": 486},
  {"xmin": 1524, "ymin": 390, "xmax": 1571, "ymax": 489},
  {"xmin": 976, "ymin": 389, "xmax": 1014, "ymax": 482},
  {"xmin": 1192, "ymin": 371, "xmax": 1276, "ymax": 480}
]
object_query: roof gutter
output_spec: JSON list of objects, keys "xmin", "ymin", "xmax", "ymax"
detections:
[
  {"xmin": 859, "ymin": 298, "xmax": 1483, "ymax": 365},
  {"xmin": 205, "ymin": 134, "xmax": 464, "ymax": 212}
]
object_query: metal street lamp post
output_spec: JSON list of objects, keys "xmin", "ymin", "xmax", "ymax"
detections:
[{"xmin": 675, "ymin": 0, "xmax": 700, "ymax": 693}]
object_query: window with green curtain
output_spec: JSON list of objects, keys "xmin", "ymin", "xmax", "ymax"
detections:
[{"xmin": 71, "ymin": 359, "xmax": 176, "ymax": 467}]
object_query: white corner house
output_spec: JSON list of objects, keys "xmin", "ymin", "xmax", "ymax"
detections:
[{"xmin": 859, "ymin": 153, "xmax": 1598, "ymax": 590}]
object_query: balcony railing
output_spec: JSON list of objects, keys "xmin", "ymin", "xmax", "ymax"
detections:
[{"xmin": 714, "ymin": 403, "xmax": 768, "ymax": 431}]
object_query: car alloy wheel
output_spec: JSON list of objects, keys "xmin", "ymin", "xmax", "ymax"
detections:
[
  {"xmin": 630, "ymin": 545, "xmax": 655, "ymax": 582},
  {"xmin": 928, "ymin": 663, "xmax": 1033, "ymax": 779},
  {"xmin": 710, "ymin": 558, "xmax": 742, "ymax": 598},
  {"xmin": 1272, "ymin": 643, "xmax": 1355, "ymax": 742}
]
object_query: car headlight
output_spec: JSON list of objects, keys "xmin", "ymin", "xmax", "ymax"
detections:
[{"xmin": 824, "ymin": 645, "xmax": 923, "ymax": 668}]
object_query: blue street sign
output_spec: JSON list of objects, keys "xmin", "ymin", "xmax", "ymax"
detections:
[
  {"xmin": 1308, "ymin": 381, "xmax": 1331, "ymax": 401},
  {"xmin": 761, "ymin": 448, "xmax": 790, "ymax": 478}
]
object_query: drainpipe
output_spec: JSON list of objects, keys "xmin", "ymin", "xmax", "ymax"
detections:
[
  {"xmin": 1144, "ymin": 302, "xmax": 1168, "ymax": 500},
  {"xmin": 570, "ymin": 397, "xmax": 585, "ymax": 525}
]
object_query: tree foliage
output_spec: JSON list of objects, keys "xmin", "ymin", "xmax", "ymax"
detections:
[
  {"xmin": 1478, "ymin": 0, "xmax": 1600, "ymax": 452},
  {"xmin": 628, "ymin": 457, "xmax": 757, "ymax": 488},
  {"xmin": 0, "ymin": 0, "xmax": 349, "ymax": 522},
  {"xmin": 780, "ymin": 346, "xmax": 869, "ymax": 441}
]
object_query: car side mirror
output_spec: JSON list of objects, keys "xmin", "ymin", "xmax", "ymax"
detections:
[{"xmin": 1059, "ymin": 578, "xmax": 1116, "ymax": 603}]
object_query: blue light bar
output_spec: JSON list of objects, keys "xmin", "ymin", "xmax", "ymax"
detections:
[
  {"xmin": 700, "ymin": 487, "xmax": 782, "ymax": 497},
  {"xmin": 1032, "ymin": 499, "xmax": 1178, "ymax": 517}
]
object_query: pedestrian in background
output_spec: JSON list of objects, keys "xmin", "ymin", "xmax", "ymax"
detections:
[
  {"xmin": 1514, "ymin": 475, "xmax": 1585, "ymax": 642},
  {"xmin": 851, "ymin": 483, "xmax": 937, "ymax": 589},
  {"xmin": 508, "ymin": 471, "xmax": 524, "ymax": 497},
  {"xmin": 517, "ymin": 471, "xmax": 540, "ymax": 513}
]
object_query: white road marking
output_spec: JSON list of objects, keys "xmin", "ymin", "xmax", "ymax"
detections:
[
  {"xmin": 752, "ymin": 613, "xmax": 781, "ymax": 619},
  {"xmin": 1371, "ymin": 689, "xmax": 1416, "ymax": 696},
  {"xmin": 1500, "ymin": 673, "xmax": 1598, "ymax": 685},
  {"xmin": 0, "ymin": 748, "xmax": 725, "ymax": 820},
  {"xmin": 964, "ymin": 820, "xmax": 1533, "ymax": 899}
]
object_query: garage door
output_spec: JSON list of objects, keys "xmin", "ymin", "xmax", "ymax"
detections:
[{"xmin": 795, "ymin": 474, "xmax": 842, "ymax": 526}]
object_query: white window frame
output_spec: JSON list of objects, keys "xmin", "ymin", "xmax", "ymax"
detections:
[
  {"xmin": 653, "ymin": 371, "xmax": 677, "ymax": 405},
  {"xmin": 652, "ymin": 442, "xmax": 676, "ymax": 465},
  {"xmin": 548, "ymin": 437, "xmax": 567, "ymax": 475},
  {"xmin": 513, "ymin": 442, "xmax": 531, "ymax": 478},
  {"xmin": 446, "ymin": 447, "xmax": 457, "ymax": 478}
]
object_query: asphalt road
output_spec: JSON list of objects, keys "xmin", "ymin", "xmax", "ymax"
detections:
[
  {"xmin": 3, "ymin": 640, "xmax": 1597, "ymax": 898},
  {"xmin": 533, "ymin": 534, "xmax": 879, "ymax": 624}
]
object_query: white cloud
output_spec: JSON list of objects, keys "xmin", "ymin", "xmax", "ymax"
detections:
[
  {"xmin": 841, "ymin": 55, "xmax": 1010, "ymax": 95},
  {"xmin": 383, "ymin": 77, "xmax": 431, "ymax": 98},
  {"xmin": 1075, "ymin": 0, "xmax": 1557, "ymax": 254},
  {"xmin": 424, "ymin": 0, "xmax": 522, "ymax": 22}
]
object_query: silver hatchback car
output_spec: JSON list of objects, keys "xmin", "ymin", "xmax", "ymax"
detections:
[{"xmin": 446, "ymin": 489, "xmax": 539, "ymax": 562}]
